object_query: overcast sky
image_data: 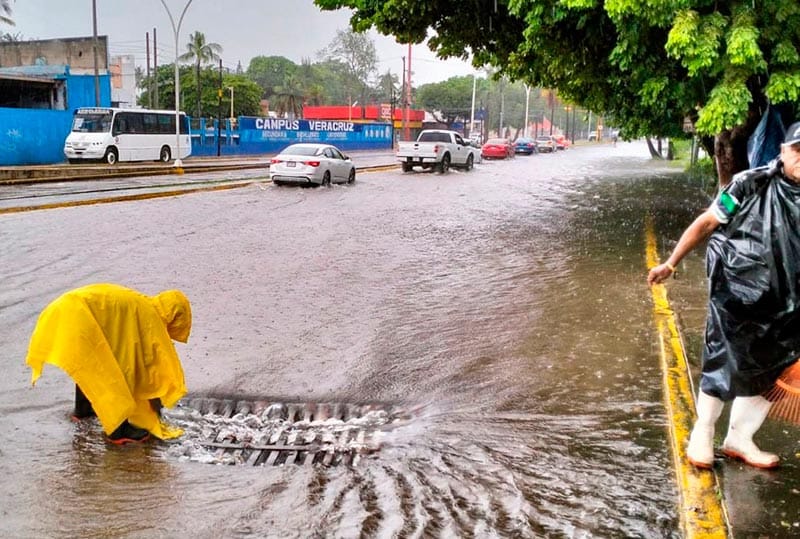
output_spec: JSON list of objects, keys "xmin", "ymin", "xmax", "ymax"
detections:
[{"xmin": 10, "ymin": 0, "xmax": 476, "ymax": 86}]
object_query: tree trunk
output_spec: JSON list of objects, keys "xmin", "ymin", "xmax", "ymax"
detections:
[
  {"xmin": 714, "ymin": 128, "xmax": 751, "ymax": 188},
  {"xmin": 645, "ymin": 137, "xmax": 663, "ymax": 159},
  {"xmin": 196, "ymin": 62, "xmax": 201, "ymax": 119}
]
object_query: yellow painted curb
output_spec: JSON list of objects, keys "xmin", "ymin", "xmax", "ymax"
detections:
[
  {"xmin": 645, "ymin": 216, "xmax": 729, "ymax": 538},
  {"xmin": 0, "ymin": 180, "xmax": 261, "ymax": 215}
]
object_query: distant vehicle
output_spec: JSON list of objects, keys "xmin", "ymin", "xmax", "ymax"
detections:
[
  {"xmin": 514, "ymin": 137, "xmax": 538, "ymax": 155},
  {"xmin": 588, "ymin": 130, "xmax": 599, "ymax": 141},
  {"xmin": 481, "ymin": 138, "xmax": 515, "ymax": 159},
  {"xmin": 552, "ymin": 135, "xmax": 569, "ymax": 150},
  {"xmin": 270, "ymin": 143, "xmax": 356, "ymax": 186},
  {"xmin": 64, "ymin": 107, "xmax": 190, "ymax": 165},
  {"xmin": 468, "ymin": 133, "xmax": 483, "ymax": 145},
  {"xmin": 396, "ymin": 129, "xmax": 476, "ymax": 173},
  {"xmin": 536, "ymin": 136, "xmax": 556, "ymax": 153}
]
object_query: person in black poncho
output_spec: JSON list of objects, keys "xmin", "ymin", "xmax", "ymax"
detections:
[{"xmin": 648, "ymin": 122, "xmax": 800, "ymax": 470}]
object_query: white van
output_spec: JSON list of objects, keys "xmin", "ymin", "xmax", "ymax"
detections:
[{"xmin": 64, "ymin": 107, "xmax": 191, "ymax": 164}]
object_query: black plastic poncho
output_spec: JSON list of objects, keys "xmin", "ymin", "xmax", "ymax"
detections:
[{"xmin": 701, "ymin": 164, "xmax": 800, "ymax": 400}]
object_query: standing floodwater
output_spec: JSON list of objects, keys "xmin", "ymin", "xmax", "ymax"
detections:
[{"xmin": 1, "ymin": 142, "xmax": 712, "ymax": 537}]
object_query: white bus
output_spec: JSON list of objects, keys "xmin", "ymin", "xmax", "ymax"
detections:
[{"xmin": 64, "ymin": 107, "xmax": 191, "ymax": 165}]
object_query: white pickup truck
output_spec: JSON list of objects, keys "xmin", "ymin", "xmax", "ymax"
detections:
[{"xmin": 396, "ymin": 129, "xmax": 477, "ymax": 173}]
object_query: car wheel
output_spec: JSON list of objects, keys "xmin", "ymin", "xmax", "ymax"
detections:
[
  {"xmin": 465, "ymin": 154, "xmax": 474, "ymax": 171},
  {"xmin": 321, "ymin": 170, "xmax": 331, "ymax": 187},
  {"xmin": 401, "ymin": 162, "xmax": 413, "ymax": 172},
  {"xmin": 347, "ymin": 168, "xmax": 356, "ymax": 183},
  {"xmin": 438, "ymin": 154, "xmax": 450, "ymax": 173},
  {"xmin": 159, "ymin": 146, "xmax": 171, "ymax": 163},
  {"xmin": 103, "ymin": 147, "xmax": 118, "ymax": 165}
]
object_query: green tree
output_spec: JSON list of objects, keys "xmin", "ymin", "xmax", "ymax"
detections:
[
  {"xmin": 416, "ymin": 76, "xmax": 475, "ymax": 127},
  {"xmin": 273, "ymin": 74, "xmax": 305, "ymax": 119},
  {"xmin": 246, "ymin": 55, "xmax": 297, "ymax": 96},
  {"xmin": 374, "ymin": 69, "xmax": 400, "ymax": 105},
  {"xmin": 320, "ymin": 28, "xmax": 378, "ymax": 107},
  {"xmin": 315, "ymin": 0, "xmax": 800, "ymax": 185},
  {"xmin": 178, "ymin": 31, "xmax": 223, "ymax": 119},
  {"xmin": 137, "ymin": 65, "xmax": 261, "ymax": 119}
]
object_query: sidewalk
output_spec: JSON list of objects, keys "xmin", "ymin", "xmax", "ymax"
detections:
[{"xmin": 649, "ymin": 217, "xmax": 800, "ymax": 538}]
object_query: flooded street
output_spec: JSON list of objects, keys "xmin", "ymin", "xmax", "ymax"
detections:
[{"xmin": 2, "ymin": 142, "xmax": 789, "ymax": 538}]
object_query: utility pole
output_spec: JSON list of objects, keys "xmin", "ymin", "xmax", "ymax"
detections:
[
  {"xmin": 153, "ymin": 27, "xmax": 159, "ymax": 109},
  {"xmin": 404, "ymin": 43, "xmax": 412, "ymax": 142},
  {"xmin": 401, "ymin": 55, "xmax": 406, "ymax": 141},
  {"xmin": 217, "ymin": 58, "xmax": 222, "ymax": 156},
  {"xmin": 92, "ymin": 0, "xmax": 100, "ymax": 106},
  {"xmin": 146, "ymin": 32, "xmax": 152, "ymax": 108}
]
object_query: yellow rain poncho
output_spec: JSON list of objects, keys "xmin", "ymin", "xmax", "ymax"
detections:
[{"xmin": 25, "ymin": 283, "xmax": 192, "ymax": 439}]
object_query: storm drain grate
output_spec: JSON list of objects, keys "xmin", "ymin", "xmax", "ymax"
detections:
[{"xmin": 165, "ymin": 397, "xmax": 402, "ymax": 467}]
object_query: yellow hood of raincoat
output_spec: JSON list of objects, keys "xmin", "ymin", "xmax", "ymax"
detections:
[{"xmin": 25, "ymin": 283, "xmax": 192, "ymax": 439}]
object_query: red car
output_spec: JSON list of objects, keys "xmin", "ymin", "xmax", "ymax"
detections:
[{"xmin": 481, "ymin": 138, "xmax": 515, "ymax": 159}]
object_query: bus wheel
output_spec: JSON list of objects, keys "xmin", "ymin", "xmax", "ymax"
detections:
[
  {"xmin": 159, "ymin": 146, "xmax": 171, "ymax": 163},
  {"xmin": 103, "ymin": 147, "xmax": 118, "ymax": 165}
]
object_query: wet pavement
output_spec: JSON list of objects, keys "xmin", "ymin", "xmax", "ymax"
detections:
[{"xmin": 1, "ymin": 141, "xmax": 799, "ymax": 537}]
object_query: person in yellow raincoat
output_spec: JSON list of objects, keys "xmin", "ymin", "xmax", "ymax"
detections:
[{"xmin": 25, "ymin": 283, "xmax": 191, "ymax": 444}]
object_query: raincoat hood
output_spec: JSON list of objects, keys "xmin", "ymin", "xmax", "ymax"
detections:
[
  {"xmin": 150, "ymin": 289, "xmax": 192, "ymax": 343},
  {"xmin": 25, "ymin": 283, "xmax": 191, "ymax": 439}
]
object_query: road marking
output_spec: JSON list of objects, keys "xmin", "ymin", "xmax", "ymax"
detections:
[{"xmin": 645, "ymin": 215, "xmax": 729, "ymax": 538}]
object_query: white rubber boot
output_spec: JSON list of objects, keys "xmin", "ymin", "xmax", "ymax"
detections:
[
  {"xmin": 722, "ymin": 396, "xmax": 779, "ymax": 469},
  {"xmin": 686, "ymin": 391, "xmax": 724, "ymax": 469}
]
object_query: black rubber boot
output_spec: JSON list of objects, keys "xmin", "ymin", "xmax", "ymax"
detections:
[
  {"xmin": 107, "ymin": 421, "xmax": 151, "ymax": 445},
  {"xmin": 73, "ymin": 385, "xmax": 96, "ymax": 419}
]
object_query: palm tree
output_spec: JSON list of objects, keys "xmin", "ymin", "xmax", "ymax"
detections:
[
  {"xmin": 273, "ymin": 75, "xmax": 304, "ymax": 119},
  {"xmin": 178, "ymin": 31, "xmax": 222, "ymax": 119}
]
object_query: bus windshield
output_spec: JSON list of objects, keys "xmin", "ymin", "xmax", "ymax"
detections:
[{"xmin": 72, "ymin": 112, "xmax": 113, "ymax": 133}]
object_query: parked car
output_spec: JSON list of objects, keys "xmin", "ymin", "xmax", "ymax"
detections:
[
  {"xmin": 481, "ymin": 138, "xmax": 515, "ymax": 159},
  {"xmin": 396, "ymin": 129, "xmax": 476, "ymax": 173},
  {"xmin": 588, "ymin": 130, "xmax": 599, "ymax": 141},
  {"xmin": 270, "ymin": 143, "xmax": 356, "ymax": 186},
  {"xmin": 514, "ymin": 137, "xmax": 538, "ymax": 155},
  {"xmin": 553, "ymin": 135, "xmax": 570, "ymax": 150},
  {"xmin": 536, "ymin": 136, "xmax": 556, "ymax": 153}
]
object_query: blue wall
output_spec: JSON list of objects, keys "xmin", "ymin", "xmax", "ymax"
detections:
[
  {"xmin": 190, "ymin": 116, "xmax": 393, "ymax": 157},
  {"xmin": 0, "ymin": 108, "xmax": 73, "ymax": 165},
  {"xmin": 0, "ymin": 71, "xmax": 111, "ymax": 166}
]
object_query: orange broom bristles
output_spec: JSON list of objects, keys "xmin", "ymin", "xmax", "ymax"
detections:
[{"xmin": 765, "ymin": 361, "xmax": 800, "ymax": 424}]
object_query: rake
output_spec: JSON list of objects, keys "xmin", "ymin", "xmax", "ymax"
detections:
[{"xmin": 765, "ymin": 361, "xmax": 800, "ymax": 424}]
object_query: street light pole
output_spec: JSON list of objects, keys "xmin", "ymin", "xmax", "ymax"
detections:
[
  {"xmin": 524, "ymin": 84, "xmax": 531, "ymax": 138},
  {"xmin": 470, "ymin": 74, "xmax": 477, "ymax": 137},
  {"xmin": 159, "ymin": 0, "xmax": 193, "ymax": 172}
]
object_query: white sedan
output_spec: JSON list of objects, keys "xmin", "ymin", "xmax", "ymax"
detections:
[{"xmin": 269, "ymin": 143, "xmax": 356, "ymax": 186}]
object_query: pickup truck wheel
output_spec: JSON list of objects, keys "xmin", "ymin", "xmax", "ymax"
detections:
[
  {"xmin": 438, "ymin": 154, "xmax": 450, "ymax": 174},
  {"xmin": 402, "ymin": 162, "xmax": 413, "ymax": 172},
  {"xmin": 465, "ymin": 154, "xmax": 474, "ymax": 171}
]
